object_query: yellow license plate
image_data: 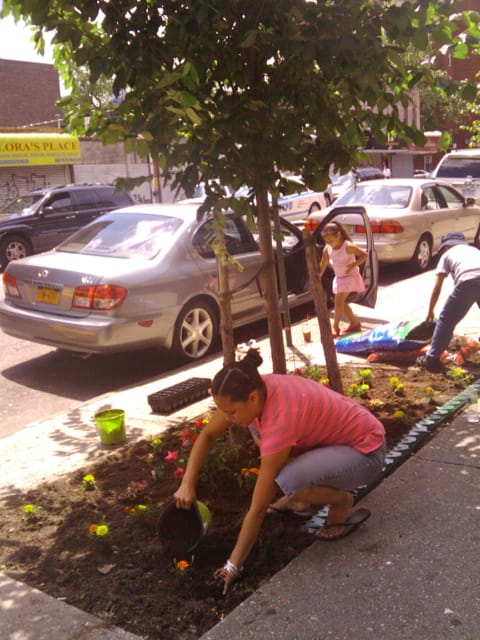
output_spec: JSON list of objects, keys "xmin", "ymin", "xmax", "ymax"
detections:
[{"xmin": 36, "ymin": 287, "xmax": 60, "ymax": 305}]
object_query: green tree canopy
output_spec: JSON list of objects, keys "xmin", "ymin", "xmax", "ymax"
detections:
[{"xmin": 3, "ymin": 0, "xmax": 478, "ymax": 371}]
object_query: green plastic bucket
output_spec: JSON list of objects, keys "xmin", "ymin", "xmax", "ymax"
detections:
[
  {"xmin": 157, "ymin": 499, "xmax": 212, "ymax": 555},
  {"xmin": 94, "ymin": 409, "xmax": 126, "ymax": 445}
]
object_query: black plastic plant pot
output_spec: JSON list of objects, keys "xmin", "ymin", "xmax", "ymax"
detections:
[
  {"xmin": 147, "ymin": 378, "xmax": 211, "ymax": 415},
  {"xmin": 157, "ymin": 499, "xmax": 211, "ymax": 556}
]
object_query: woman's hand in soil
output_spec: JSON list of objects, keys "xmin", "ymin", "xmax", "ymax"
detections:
[{"xmin": 214, "ymin": 560, "xmax": 243, "ymax": 595}]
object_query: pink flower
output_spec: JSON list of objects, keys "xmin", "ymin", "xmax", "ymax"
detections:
[
  {"xmin": 165, "ymin": 450, "xmax": 179, "ymax": 461},
  {"xmin": 173, "ymin": 467, "xmax": 185, "ymax": 479}
]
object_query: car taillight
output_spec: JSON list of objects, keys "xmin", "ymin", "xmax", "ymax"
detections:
[
  {"xmin": 354, "ymin": 220, "xmax": 404, "ymax": 234},
  {"xmin": 72, "ymin": 285, "xmax": 126, "ymax": 310},
  {"xmin": 304, "ymin": 218, "xmax": 320, "ymax": 232},
  {"xmin": 3, "ymin": 272, "xmax": 21, "ymax": 298}
]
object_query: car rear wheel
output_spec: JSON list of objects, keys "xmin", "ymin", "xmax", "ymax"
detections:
[
  {"xmin": 172, "ymin": 299, "xmax": 219, "ymax": 362},
  {"xmin": 411, "ymin": 235, "xmax": 432, "ymax": 272},
  {"xmin": 0, "ymin": 235, "xmax": 31, "ymax": 271}
]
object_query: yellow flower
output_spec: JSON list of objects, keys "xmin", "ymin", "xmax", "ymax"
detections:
[
  {"xmin": 22, "ymin": 504, "xmax": 37, "ymax": 514},
  {"xmin": 136, "ymin": 504, "xmax": 148, "ymax": 512},
  {"xmin": 389, "ymin": 376, "xmax": 399, "ymax": 385},
  {"xmin": 96, "ymin": 524, "xmax": 109, "ymax": 537},
  {"xmin": 425, "ymin": 386, "xmax": 435, "ymax": 396},
  {"xmin": 83, "ymin": 474, "xmax": 95, "ymax": 483}
]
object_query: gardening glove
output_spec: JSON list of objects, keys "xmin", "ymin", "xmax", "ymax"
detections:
[{"xmin": 214, "ymin": 560, "xmax": 243, "ymax": 595}]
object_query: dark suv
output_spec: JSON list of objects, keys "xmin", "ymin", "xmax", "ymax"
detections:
[{"xmin": 0, "ymin": 184, "xmax": 134, "ymax": 270}]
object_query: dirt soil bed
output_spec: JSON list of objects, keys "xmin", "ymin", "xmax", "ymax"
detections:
[{"xmin": 1, "ymin": 356, "xmax": 479, "ymax": 640}]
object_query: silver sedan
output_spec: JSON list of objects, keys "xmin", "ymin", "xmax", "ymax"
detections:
[
  {"xmin": 0, "ymin": 203, "xmax": 378, "ymax": 361},
  {"xmin": 306, "ymin": 179, "xmax": 480, "ymax": 271}
]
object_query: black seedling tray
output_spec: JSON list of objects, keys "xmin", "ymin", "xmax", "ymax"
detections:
[{"xmin": 147, "ymin": 377, "xmax": 211, "ymax": 414}]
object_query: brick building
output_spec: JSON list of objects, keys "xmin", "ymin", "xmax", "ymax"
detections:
[
  {"xmin": 0, "ymin": 59, "xmax": 159, "ymax": 207},
  {"xmin": 435, "ymin": 0, "xmax": 480, "ymax": 148}
]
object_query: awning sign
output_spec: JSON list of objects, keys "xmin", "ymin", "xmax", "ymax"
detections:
[{"xmin": 0, "ymin": 133, "xmax": 82, "ymax": 167}]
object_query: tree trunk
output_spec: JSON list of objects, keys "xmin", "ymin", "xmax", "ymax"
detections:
[
  {"xmin": 255, "ymin": 186, "xmax": 287, "ymax": 373},
  {"xmin": 215, "ymin": 227, "xmax": 235, "ymax": 366},
  {"xmin": 303, "ymin": 229, "xmax": 344, "ymax": 394}
]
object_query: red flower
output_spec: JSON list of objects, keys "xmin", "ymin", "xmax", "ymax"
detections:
[
  {"xmin": 194, "ymin": 418, "xmax": 204, "ymax": 430},
  {"xmin": 191, "ymin": 433, "xmax": 199, "ymax": 444},
  {"xmin": 173, "ymin": 467, "xmax": 185, "ymax": 479},
  {"xmin": 165, "ymin": 450, "xmax": 179, "ymax": 461}
]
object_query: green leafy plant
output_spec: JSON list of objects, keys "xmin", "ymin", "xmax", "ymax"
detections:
[
  {"xmin": 81, "ymin": 473, "xmax": 97, "ymax": 491},
  {"xmin": 389, "ymin": 376, "xmax": 405, "ymax": 396},
  {"xmin": 357, "ymin": 369, "xmax": 373, "ymax": 385},
  {"xmin": 446, "ymin": 367, "xmax": 474, "ymax": 389},
  {"xmin": 22, "ymin": 503, "xmax": 42, "ymax": 518},
  {"xmin": 88, "ymin": 518, "xmax": 110, "ymax": 542},
  {"xmin": 235, "ymin": 467, "xmax": 260, "ymax": 490},
  {"xmin": 347, "ymin": 382, "xmax": 370, "ymax": 398},
  {"xmin": 293, "ymin": 365, "xmax": 329, "ymax": 386}
]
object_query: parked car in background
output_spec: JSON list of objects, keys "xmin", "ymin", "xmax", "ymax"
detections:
[
  {"xmin": 0, "ymin": 184, "xmax": 134, "ymax": 270},
  {"xmin": 329, "ymin": 166, "xmax": 385, "ymax": 202},
  {"xmin": 430, "ymin": 148, "xmax": 480, "ymax": 200},
  {"xmin": 0, "ymin": 203, "xmax": 378, "ymax": 361},
  {"xmin": 236, "ymin": 175, "xmax": 328, "ymax": 225},
  {"xmin": 305, "ymin": 178, "xmax": 480, "ymax": 272}
]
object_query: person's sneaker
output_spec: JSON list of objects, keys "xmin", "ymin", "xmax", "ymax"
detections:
[{"xmin": 415, "ymin": 355, "xmax": 443, "ymax": 373}]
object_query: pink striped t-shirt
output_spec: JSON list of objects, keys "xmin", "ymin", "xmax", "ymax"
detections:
[{"xmin": 251, "ymin": 374, "xmax": 385, "ymax": 457}]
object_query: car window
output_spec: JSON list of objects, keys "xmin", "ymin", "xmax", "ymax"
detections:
[
  {"xmin": 95, "ymin": 188, "xmax": 133, "ymax": 207},
  {"xmin": 45, "ymin": 194, "xmax": 73, "ymax": 213},
  {"xmin": 435, "ymin": 157, "xmax": 480, "ymax": 179},
  {"xmin": 57, "ymin": 213, "xmax": 182, "ymax": 259},
  {"xmin": 71, "ymin": 189, "xmax": 99, "ymax": 208},
  {"xmin": 336, "ymin": 184, "xmax": 411, "ymax": 208},
  {"xmin": 421, "ymin": 187, "xmax": 439, "ymax": 210},
  {"xmin": 435, "ymin": 185, "xmax": 465, "ymax": 208},
  {"xmin": 1, "ymin": 194, "xmax": 43, "ymax": 214},
  {"xmin": 193, "ymin": 217, "xmax": 257, "ymax": 259}
]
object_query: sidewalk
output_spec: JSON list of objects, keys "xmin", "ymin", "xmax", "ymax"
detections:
[{"xmin": 1, "ymin": 270, "xmax": 479, "ymax": 639}]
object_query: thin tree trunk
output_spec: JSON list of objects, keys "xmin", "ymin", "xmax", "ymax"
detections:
[
  {"xmin": 303, "ymin": 229, "xmax": 344, "ymax": 394},
  {"xmin": 255, "ymin": 186, "xmax": 287, "ymax": 373},
  {"xmin": 215, "ymin": 227, "xmax": 235, "ymax": 366}
]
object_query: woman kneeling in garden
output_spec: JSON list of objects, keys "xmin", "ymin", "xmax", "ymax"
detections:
[{"xmin": 174, "ymin": 348, "xmax": 386, "ymax": 594}]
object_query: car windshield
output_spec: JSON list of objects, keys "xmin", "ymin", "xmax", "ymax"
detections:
[
  {"xmin": 57, "ymin": 213, "xmax": 183, "ymax": 259},
  {"xmin": 330, "ymin": 172, "xmax": 353, "ymax": 186},
  {"xmin": 335, "ymin": 184, "xmax": 412, "ymax": 208},
  {"xmin": 435, "ymin": 158, "xmax": 480, "ymax": 179},
  {"xmin": 1, "ymin": 194, "xmax": 43, "ymax": 214}
]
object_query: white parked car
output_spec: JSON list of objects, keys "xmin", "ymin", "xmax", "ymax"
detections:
[
  {"xmin": 236, "ymin": 176, "xmax": 328, "ymax": 225},
  {"xmin": 305, "ymin": 178, "xmax": 480, "ymax": 271},
  {"xmin": 430, "ymin": 148, "xmax": 480, "ymax": 200}
]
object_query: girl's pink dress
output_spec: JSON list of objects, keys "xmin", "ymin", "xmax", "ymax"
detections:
[{"xmin": 327, "ymin": 242, "xmax": 365, "ymax": 294}]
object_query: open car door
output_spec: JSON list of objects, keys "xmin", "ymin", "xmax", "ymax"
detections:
[{"xmin": 312, "ymin": 205, "xmax": 378, "ymax": 308}]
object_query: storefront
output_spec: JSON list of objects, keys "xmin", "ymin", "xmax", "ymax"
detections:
[{"xmin": 0, "ymin": 132, "xmax": 82, "ymax": 207}]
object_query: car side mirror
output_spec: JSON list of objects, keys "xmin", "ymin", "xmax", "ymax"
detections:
[
  {"xmin": 465, "ymin": 197, "xmax": 476, "ymax": 206},
  {"xmin": 41, "ymin": 205, "xmax": 56, "ymax": 216}
]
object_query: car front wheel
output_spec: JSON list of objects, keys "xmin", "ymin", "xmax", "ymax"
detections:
[
  {"xmin": 411, "ymin": 235, "xmax": 432, "ymax": 272},
  {"xmin": 172, "ymin": 300, "xmax": 218, "ymax": 361},
  {"xmin": 0, "ymin": 235, "xmax": 31, "ymax": 271}
]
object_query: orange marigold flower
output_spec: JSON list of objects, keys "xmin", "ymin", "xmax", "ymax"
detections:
[
  {"xmin": 89, "ymin": 524, "xmax": 98, "ymax": 534},
  {"xmin": 176, "ymin": 560, "xmax": 190, "ymax": 571}
]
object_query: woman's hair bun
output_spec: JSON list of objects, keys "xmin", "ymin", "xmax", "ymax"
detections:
[{"xmin": 241, "ymin": 348, "xmax": 263, "ymax": 368}]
